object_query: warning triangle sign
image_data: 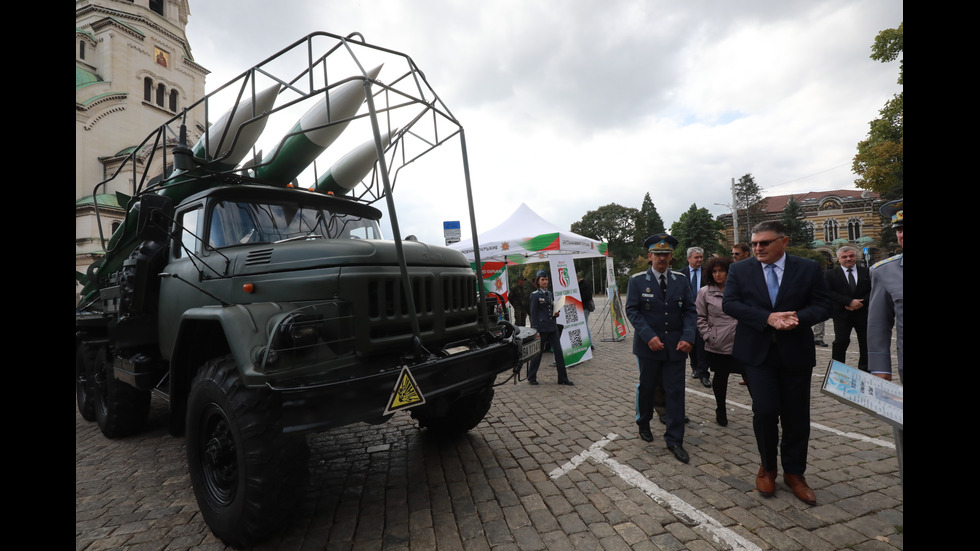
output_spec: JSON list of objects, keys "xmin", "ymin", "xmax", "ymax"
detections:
[{"xmin": 384, "ymin": 366, "xmax": 426, "ymax": 415}]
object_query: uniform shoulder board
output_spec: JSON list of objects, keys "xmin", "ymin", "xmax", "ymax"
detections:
[
  {"xmin": 872, "ymin": 253, "xmax": 902, "ymax": 270},
  {"xmin": 630, "ymin": 271, "xmax": 647, "ymax": 278},
  {"xmin": 670, "ymin": 270, "xmax": 686, "ymax": 277}
]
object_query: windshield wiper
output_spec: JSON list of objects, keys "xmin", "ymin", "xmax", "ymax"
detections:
[
  {"xmin": 274, "ymin": 231, "xmax": 325, "ymax": 244},
  {"xmin": 274, "ymin": 208, "xmax": 328, "ymax": 244}
]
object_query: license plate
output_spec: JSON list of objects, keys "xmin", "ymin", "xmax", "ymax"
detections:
[{"xmin": 520, "ymin": 338, "xmax": 541, "ymax": 361}]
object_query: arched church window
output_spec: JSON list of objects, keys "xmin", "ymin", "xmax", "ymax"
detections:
[{"xmin": 823, "ymin": 219, "xmax": 839, "ymax": 242}]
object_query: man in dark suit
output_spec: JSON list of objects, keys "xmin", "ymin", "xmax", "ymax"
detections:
[
  {"xmin": 680, "ymin": 247, "xmax": 710, "ymax": 387},
  {"xmin": 626, "ymin": 233, "xmax": 697, "ymax": 463},
  {"xmin": 722, "ymin": 221, "xmax": 830, "ymax": 505},
  {"xmin": 825, "ymin": 245, "xmax": 871, "ymax": 371}
]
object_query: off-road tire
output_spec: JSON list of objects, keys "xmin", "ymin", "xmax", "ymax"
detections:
[
  {"xmin": 186, "ymin": 355, "xmax": 309, "ymax": 547},
  {"xmin": 75, "ymin": 342, "xmax": 99, "ymax": 422},
  {"xmin": 412, "ymin": 384, "xmax": 495, "ymax": 438},
  {"xmin": 94, "ymin": 348, "xmax": 151, "ymax": 438}
]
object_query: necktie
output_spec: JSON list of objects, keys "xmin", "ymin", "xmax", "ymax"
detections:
[
  {"xmin": 659, "ymin": 274, "xmax": 667, "ymax": 296},
  {"xmin": 766, "ymin": 264, "xmax": 779, "ymax": 305},
  {"xmin": 691, "ymin": 270, "xmax": 698, "ymax": 294},
  {"xmin": 847, "ymin": 268, "xmax": 856, "ymax": 293}
]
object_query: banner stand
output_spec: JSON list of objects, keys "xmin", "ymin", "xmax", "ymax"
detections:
[
  {"xmin": 596, "ymin": 291, "xmax": 628, "ymax": 342},
  {"xmin": 597, "ymin": 256, "xmax": 628, "ymax": 342}
]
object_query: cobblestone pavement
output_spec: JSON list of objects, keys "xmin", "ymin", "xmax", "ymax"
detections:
[{"xmin": 76, "ymin": 296, "xmax": 903, "ymax": 551}]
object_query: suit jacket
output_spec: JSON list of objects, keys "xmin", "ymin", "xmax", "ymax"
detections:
[
  {"xmin": 824, "ymin": 265, "xmax": 871, "ymax": 319},
  {"xmin": 722, "ymin": 255, "xmax": 830, "ymax": 369},
  {"xmin": 680, "ymin": 266, "xmax": 709, "ymax": 294},
  {"xmin": 625, "ymin": 268, "xmax": 697, "ymax": 361}
]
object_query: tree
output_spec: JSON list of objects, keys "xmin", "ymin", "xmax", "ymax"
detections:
[
  {"xmin": 853, "ymin": 22, "xmax": 903, "ymax": 199},
  {"xmin": 781, "ymin": 196, "xmax": 811, "ymax": 248},
  {"xmin": 733, "ymin": 173, "xmax": 767, "ymax": 242},
  {"xmin": 571, "ymin": 203, "xmax": 639, "ymax": 276},
  {"xmin": 669, "ymin": 203, "xmax": 725, "ymax": 265},
  {"xmin": 635, "ymin": 193, "xmax": 665, "ymax": 245}
]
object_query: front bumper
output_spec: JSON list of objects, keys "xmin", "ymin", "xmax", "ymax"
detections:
[{"xmin": 271, "ymin": 325, "xmax": 538, "ymax": 434}]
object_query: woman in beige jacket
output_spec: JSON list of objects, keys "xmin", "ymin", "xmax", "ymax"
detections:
[{"xmin": 696, "ymin": 256, "xmax": 744, "ymax": 426}]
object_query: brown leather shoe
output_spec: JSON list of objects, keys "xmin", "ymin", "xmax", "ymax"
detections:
[
  {"xmin": 756, "ymin": 466, "xmax": 777, "ymax": 497},
  {"xmin": 783, "ymin": 474, "xmax": 817, "ymax": 505}
]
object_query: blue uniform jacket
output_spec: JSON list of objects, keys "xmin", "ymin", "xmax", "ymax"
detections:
[
  {"xmin": 529, "ymin": 288, "xmax": 559, "ymax": 333},
  {"xmin": 867, "ymin": 253, "xmax": 903, "ymax": 380},
  {"xmin": 625, "ymin": 269, "xmax": 697, "ymax": 360}
]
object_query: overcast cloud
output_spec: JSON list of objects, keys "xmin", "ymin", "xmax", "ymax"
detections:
[{"xmin": 184, "ymin": 0, "xmax": 902, "ymax": 245}]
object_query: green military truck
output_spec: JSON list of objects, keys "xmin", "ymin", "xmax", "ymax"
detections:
[{"xmin": 75, "ymin": 32, "xmax": 539, "ymax": 547}]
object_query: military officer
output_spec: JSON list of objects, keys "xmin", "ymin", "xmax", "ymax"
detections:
[
  {"xmin": 868, "ymin": 199, "xmax": 903, "ymax": 383},
  {"xmin": 527, "ymin": 270, "xmax": 573, "ymax": 386},
  {"xmin": 625, "ymin": 233, "xmax": 697, "ymax": 463}
]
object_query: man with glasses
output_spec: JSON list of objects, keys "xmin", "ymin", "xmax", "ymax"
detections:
[
  {"xmin": 722, "ymin": 221, "xmax": 830, "ymax": 505},
  {"xmin": 731, "ymin": 242, "xmax": 750, "ymax": 261}
]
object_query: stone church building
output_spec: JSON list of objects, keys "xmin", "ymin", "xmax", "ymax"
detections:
[
  {"xmin": 76, "ymin": 0, "xmax": 208, "ymax": 302},
  {"xmin": 717, "ymin": 189, "xmax": 890, "ymax": 267}
]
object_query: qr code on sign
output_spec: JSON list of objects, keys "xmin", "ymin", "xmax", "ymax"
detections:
[
  {"xmin": 563, "ymin": 303, "xmax": 579, "ymax": 323},
  {"xmin": 568, "ymin": 328, "xmax": 582, "ymax": 349}
]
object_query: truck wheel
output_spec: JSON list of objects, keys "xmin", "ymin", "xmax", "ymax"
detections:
[
  {"xmin": 75, "ymin": 343, "xmax": 98, "ymax": 421},
  {"xmin": 186, "ymin": 355, "xmax": 309, "ymax": 547},
  {"xmin": 94, "ymin": 348, "xmax": 151, "ymax": 438},
  {"xmin": 413, "ymin": 385, "xmax": 495, "ymax": 438}
]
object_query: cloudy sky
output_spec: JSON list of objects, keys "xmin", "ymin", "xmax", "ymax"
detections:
[{"xmin": 184, "ymin": 0, "xmax": 902, "ymax": 246}]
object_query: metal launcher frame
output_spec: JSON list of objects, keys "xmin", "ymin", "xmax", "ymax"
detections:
[{"xmin": 86, "ymin": 30, "xmax": 497, "ymax": 334}]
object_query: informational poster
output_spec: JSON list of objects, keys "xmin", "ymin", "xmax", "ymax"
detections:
[
  {"xmin": 820, "ymin": 360, "xmax": 903, "ymax": 427},
  {"xmin": 605, "ymin": 256, "xmax": 628, "ymax": 339},
  {"xmin": 548, "ymin": 254, "xmax": 592, "ymax": 367}
]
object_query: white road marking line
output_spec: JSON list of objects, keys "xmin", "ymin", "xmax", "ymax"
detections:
[
  {"xmin": 685, "ymin": 388, "xmax": 896, "ymax": 449},
  {"xmin": 551, "ymin": 433, "xmax": 762, "ymax": 551}
]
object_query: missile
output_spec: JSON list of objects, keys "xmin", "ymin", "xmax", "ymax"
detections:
[
  {"xmin": 86, "ymin": 84, "xmax": 280, "ymax": 297},
  {"xmin": 315, "ymin": 129, "xmax": 395, "ymax": 195},
  {"xmin": 158, "ymin": 83, "xmax": 280, "ymax": 201},
  {"xmin": 191, "ymin": 83, "xmax": 281, "ymax": 169},
  {"xmin": 254, "ymin": 65, "xmax": 382, "ymax": 185}
]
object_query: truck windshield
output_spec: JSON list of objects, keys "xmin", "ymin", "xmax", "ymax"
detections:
[{"xmin": 208, "ymin": 199, "xmax": 382, "ymax": 248}]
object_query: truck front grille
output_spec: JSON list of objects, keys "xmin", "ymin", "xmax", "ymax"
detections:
[{"xmin": 343, "ymin": 267, "xmax": 481, "ymax": 354}]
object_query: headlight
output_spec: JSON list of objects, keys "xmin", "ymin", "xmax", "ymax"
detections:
[
  {"xmin": 261, "ymin": 302, "xmax": 354, "ymax": 371},
  {"xmin": 273, "ymin": 312, "xmax": 322, "ymax": 350}
]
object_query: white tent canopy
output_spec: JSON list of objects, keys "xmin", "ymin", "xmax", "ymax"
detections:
[{"xmin": 450, "ymin": 203, "xmax": 607, "ymax": 264}]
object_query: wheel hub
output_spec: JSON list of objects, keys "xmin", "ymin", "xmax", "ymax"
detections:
[{"xmin": 201, "ymin": 411, "xmax": 238, "ymax": 504}]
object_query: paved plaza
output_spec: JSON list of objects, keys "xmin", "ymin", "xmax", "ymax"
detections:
[{"xmin": 76, "ymin": 295, "xmax": 903, "ymax": 550}]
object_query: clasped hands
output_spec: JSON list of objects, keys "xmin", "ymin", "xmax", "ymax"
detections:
[
  {"xmin": 646, "ymin": 336, "xmax": 693, "ymax": 353},
  {"xmin": 767, "ymin": 311, "xmax": 799, "ymax": 330}
]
